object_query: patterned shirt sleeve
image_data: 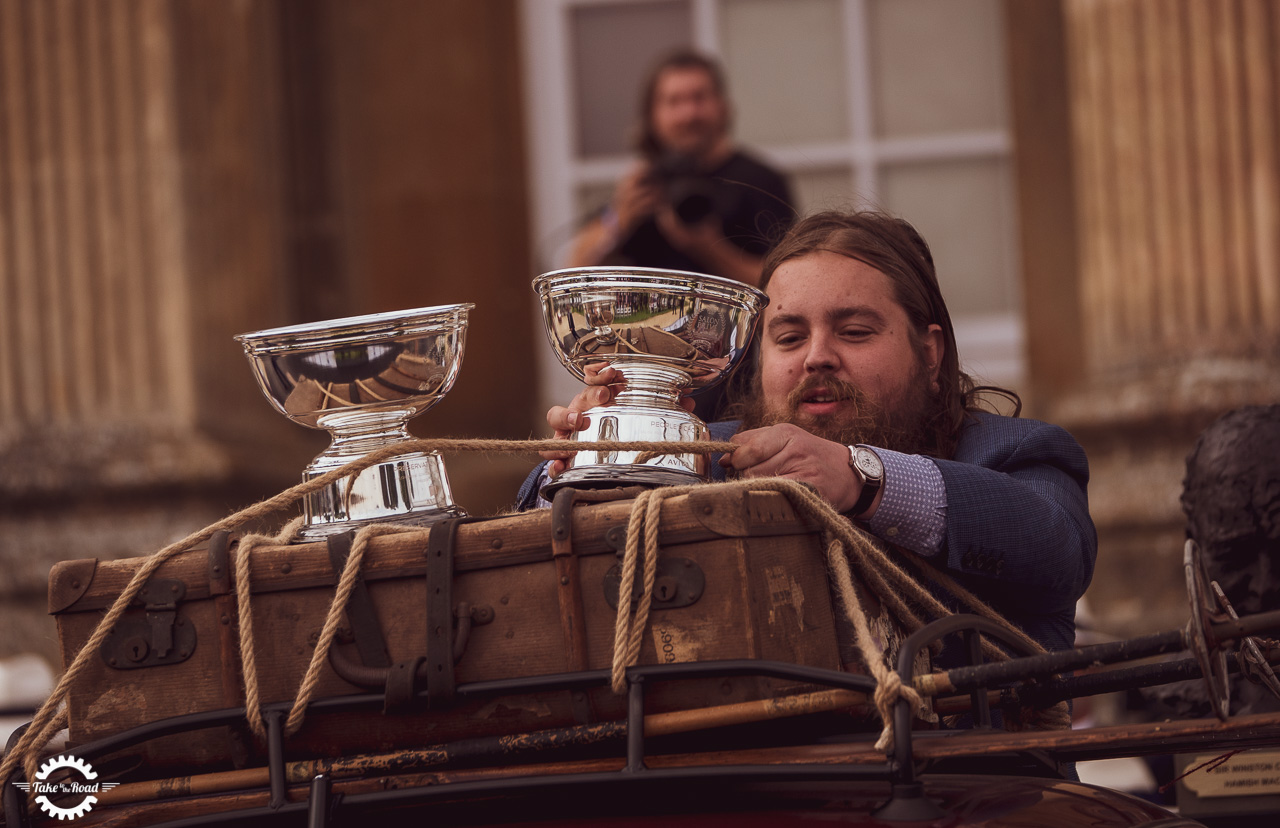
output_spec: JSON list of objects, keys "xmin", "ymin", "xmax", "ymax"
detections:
[
  {"xmin": 533, "ymin": 467, "xmax": 555, "ymax": 509},
  {"xmin": 864, "ymin": 446, "xmax": 947, "ymax": 556}
]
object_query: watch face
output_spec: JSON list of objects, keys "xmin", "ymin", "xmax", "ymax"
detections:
[{"xmin": 854, "ymin": 448, "xmax": 883, "ymax": 479}]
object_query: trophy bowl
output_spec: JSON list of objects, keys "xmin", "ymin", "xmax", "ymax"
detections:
[
  {"xmin": 534, "ymin": 267, "xmax": 767, "ymax": 492},
  {"xmin": 235, "ymin": 303, "xmax": 473, "ymax": 540}
]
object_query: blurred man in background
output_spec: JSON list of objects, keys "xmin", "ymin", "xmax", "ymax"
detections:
[{"xmin": 568, "ymin": 49, "xmax": 794, "ymax": 288}]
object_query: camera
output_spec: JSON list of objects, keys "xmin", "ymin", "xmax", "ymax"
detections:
[{"xmin": 647, "ymin": 154, "xmax": 717, "ymax": 225}]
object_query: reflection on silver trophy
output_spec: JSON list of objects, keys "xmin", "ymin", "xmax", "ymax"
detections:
[
  {"xmin": 236, "ymin": 304, "xmax": 473, "ymax": 540},
  {"xmin": 533, "ymin": 267, "xmax": 766, "ymax": 493}
]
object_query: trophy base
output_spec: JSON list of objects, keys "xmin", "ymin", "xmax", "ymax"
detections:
[
  {"xmin": 299, "ymin": 450, "xmax": 466, "ymax": 541},
  {"xmin": 541, "ymin": 463, "xmax": 706, "ymax": 499},
  {"xmin": 544, "ymin": 398, "xmax": 710, "ymax": 499},
  {"xmin": 298, "ymin": 505, "xmax": 467, "ymax": 541}
]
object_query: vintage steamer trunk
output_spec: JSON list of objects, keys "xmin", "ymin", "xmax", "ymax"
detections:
[{"xmin": 50, "ymin": 486, "xmax": 892, "ymax": 772}]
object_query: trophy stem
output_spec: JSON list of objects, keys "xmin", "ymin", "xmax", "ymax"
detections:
[
  {"xmin": 318, "ymin": 409, "xmax": 417, "ymax": 463},
  {"xmin": 611, "ymin": 361, "xmax": 690, "ymax": 410},
  {"xmin": 299, "ymin": 409, "xmax": 464, "ymax": 540}
]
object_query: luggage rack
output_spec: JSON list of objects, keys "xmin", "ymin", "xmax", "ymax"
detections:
[
  {"xmin": 1, "ymin": 609, "xmax": 1020, "ymax": 828},
  {"xmin": 3, "ymin": 658, "xmax": 895, "ymax": 828},
  {"xmin": 6, "ymin": 609, "xmax": 1279, "ymax": 827}
]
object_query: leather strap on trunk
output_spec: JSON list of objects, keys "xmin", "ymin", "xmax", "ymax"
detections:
[
  {"xmin": 208, "ymin": 530, "xmax": 252, "ymax": 768},
  {"xmin": 424, "ymin": 518, "xmax": 467, "ymax": 708},
  {"xmin": 551, "ymin": 488, "xmax": 590, "ymax": 673},
  {"xmin": 327, "ymin": 530, "xmax": 392, "ymax": 669}
]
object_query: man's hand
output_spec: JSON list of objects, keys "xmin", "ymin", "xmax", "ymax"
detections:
[
  {"xmin": 655, "ymin": 208, "xmax": 723, "ymax": 260},
  {"xmin": 542, "ymin": 363, "xmax": 696, "ymax": 477},
  {"xmin": 612, "ymin": 165, "xmax": 662, "ymax": 233},
  {"xmin": 542, "ymin": 364, "xmax": 623, "ymax": 477},
  {"xmin": 720, "ymin": 423, "xmax": 861, "ymax": 513},
  {"xmin": 567, "ymin": 165, "xmax": 661, "ymax": 268},
  {"xmin": 654, "ymin": 207, "xmax": 764, "ymax": 287}
]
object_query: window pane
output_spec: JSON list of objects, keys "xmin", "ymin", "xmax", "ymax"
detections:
[
  {"xmin": 575, "ymin": 181, "xmax": 616, "ymax": 226},
  {"xmin": 880, "ymin": 157, "xmax": 1019, "ymax": 317},
  {"xmin": 790, "ymin": 167, "xmax": 861, "ymax": 216},
  {"xmin": 721, "ymin": 0, "xmax": 848, "ymax": 145},
  {"xmin": 869, "ymin": 0, "xmax": 1008, "ymax": 138},
  {"xmin": 571, "ymin": 1, "xmax": 692, "ymax": 158}
]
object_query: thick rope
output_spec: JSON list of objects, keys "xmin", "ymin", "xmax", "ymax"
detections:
[
  {"xmin": 602, "ymin": 479, "xmax": 936, "ymax": 751},
  {"xmin": 1, "ymin": 437, "xmax": 1058, "ymax": 782},
  {"xmin": 285, "ymin": 523, "xmax": 419, "ymax": 735},
  {"xmin": 0, "ymin": 437, "xmax": 721, "ymax": 786},
  {"xmin": 600, "ymin": 477, "xmax": 1060, "ymax": 753},
  {"xmin": 609, "ymin": 490, "xmax": 664, "ymax": 692},
  {"xmin": 234, "ymin": 517, "xmax": 307, "ymax": 741},
  {"xmin": 824, "ymin": 534, "xmax": 923, "ymax": 752}
]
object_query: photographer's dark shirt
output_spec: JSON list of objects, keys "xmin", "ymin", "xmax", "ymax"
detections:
[{"xmin": 608, "ymin": 150, "xmax": 794, "ymax": 274}]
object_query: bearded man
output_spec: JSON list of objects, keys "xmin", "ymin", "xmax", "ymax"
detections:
[{"xmin": 520, "ymin": 210, "xmax": 1097, "ymax": 658}]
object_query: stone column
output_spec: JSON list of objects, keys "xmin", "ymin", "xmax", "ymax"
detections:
[
  {"xmin": 1009, "ymin": 0, "xmax": 1280, "ymax": 634},
  {"xmin": 0, "ymin": 0, "xmax": 309, "ymax": 666},
  {"xmin": 0, "ymin": 0, "xmax": 538, "ymax": 669}
]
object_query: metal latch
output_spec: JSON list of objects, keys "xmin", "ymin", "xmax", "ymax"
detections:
[
  {"xmin": 604, "ymin": 557, "xmax": 705, "ymax": 610},
  {"xmin": 100, "ymin": 579, "xmax": 197, "ymax": 669}
]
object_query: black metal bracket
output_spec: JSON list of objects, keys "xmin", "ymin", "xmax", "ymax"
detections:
[
  {"xmin": 306, "ymin": 772, "xmax": 335, "ymax": 828},
  {"xmin": 871, "ymin": 613, "xmax": 1044, "ymax": 822},
  {"xmin": 604, "ymin": 558, "xmax": 705, "ymax": 610},
  {"xmin": 99, "ymin": 579, "xmax": 196, "ymax": 669},
  {"xmin": 266, "ymin": 710, "xmax": 286, "ymax": 810}
]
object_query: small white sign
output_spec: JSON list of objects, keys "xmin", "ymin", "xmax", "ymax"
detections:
[{"xmin": 1182, "ymin": 749, "xmax": 1280, "ymax": 799}]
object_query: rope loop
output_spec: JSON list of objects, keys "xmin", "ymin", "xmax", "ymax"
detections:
[
  {"xmin": 234, "ymin": 516, "xmax": 306, "ymax": 741},
  {"xmin": 286, "ymin": 523, "xmax": 418, "ymax": 735},
  {"xmin": 0, "ymin": 438, "xmax": 1067, "ymax": 786}
]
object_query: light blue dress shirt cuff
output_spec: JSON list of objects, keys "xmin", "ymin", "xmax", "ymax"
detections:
[
  {"xmin": 865, "ymin": 447, "xmax": 947, "ymax": 556},
  {"xmin": 533, "ymin": 467, "xmax": 555, "ymax": 509}
]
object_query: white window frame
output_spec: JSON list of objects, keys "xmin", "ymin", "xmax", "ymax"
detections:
[{"xmin": 520, "ymin": 0, "xmax": 1024, "ymax": 412}]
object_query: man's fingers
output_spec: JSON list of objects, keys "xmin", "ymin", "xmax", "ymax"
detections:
[
  {"xmin": 722, "ymin": 426, "xmax": 787, "ymax": 472},
  {"xmin": 582, "ymin": 363, "xmax": 620, "ymax": 386},
  {"xmin": 570, "ymin": 384, "xmax": 612, "ymax": 412},
  {"xmin": 546, "ymin": 406, "xmax": 585, "ymax": 434}
]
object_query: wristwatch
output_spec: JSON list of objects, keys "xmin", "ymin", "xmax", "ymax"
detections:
[{"xmin": 847, "ymin": 445, "xmax": 884, "ymax": 518}]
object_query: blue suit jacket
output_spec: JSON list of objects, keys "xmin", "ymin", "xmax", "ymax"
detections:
[{"xmin": 515, "ymin": 411, "xmax": 1097, "ymax": 656}]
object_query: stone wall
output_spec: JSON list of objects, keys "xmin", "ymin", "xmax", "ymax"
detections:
[
  {"xmin": 0, "ymin": 0, "xmax": 537, "ymax": 670},
  {"xmin": 1008, "ymin": 0, "xmax": 1280, "ymax": 637}
]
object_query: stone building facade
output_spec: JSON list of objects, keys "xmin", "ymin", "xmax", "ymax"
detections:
[
  {"xmin": 1010, "ymin": 0, "xmax": 1280, "ymax": 634},
  {"xmin": 0, "ymin": 0, "xmax": 538, "ymax": 667},
  {"xmin": 1, "ymin": 0, "xmax": 1277, "ymax": 678}
]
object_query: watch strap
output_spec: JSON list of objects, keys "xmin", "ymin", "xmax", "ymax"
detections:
[{"xmin": 848, "ymin": 445, "xmax": 882, "ymax": 517}]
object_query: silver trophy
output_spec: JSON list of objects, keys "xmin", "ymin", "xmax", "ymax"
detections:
[
  {"xmin": 534, "ymin": 267, "xmax": 766, "ymax": 492},
  {"xmin": 236, "ymin": 304, "xmax": 473, "ymax": 540}
]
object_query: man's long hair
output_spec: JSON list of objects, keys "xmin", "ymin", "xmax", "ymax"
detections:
[
  {"xmin": 634, "ymin": 50, "xmax": 729, "ymax": 162},
  {"xmin": 747, "ymin": 210, "xmax": 1020, "ymax": 458}
]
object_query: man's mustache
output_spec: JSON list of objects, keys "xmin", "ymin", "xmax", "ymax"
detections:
[{"xmin": 784, "ymin": 374, "xmax": 866, "ymax": 414}]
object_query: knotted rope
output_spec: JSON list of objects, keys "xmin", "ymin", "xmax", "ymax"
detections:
[
  {"xmin": 1, "ymin": 436, "xmax": 1061, "ymax": 789},
  {"xmin": 599, "ymin": 477, "xmax": 1053, "ymax": 753},
  {"xmin": 233, "ymin": 517, "xmax": 306, "ymax": 741},
  {"xmin": 283, "ymin": 523, "xmax": 422, "ymax": 736},
  {"xmin": 0, "ymin": 437, "xmax": 726, "ymax": 789}
]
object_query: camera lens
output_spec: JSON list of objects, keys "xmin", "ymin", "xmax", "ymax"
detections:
[{"xmin": 674, "ymin": 192, "xmax": 714, "ymax": 224}]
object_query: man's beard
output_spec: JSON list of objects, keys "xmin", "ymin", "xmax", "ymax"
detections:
[
  {"xmin": 665, "ymin": 118, "xmax": 726, "ymax": 160},
  {"xmin": 737, "ymin": 370, "xmax": 942, "ymax": 457}
]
